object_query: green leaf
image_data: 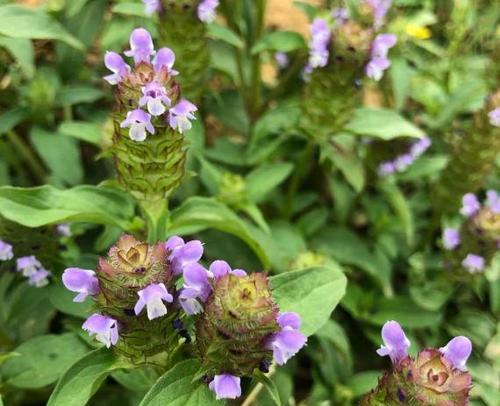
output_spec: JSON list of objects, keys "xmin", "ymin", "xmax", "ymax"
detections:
[
  {"xmin": 270, "ymin": 265, "xmax": 347, "ymax": 336},
  {"xmin": 0, "ymin": 5, "xmax": 83, "ymax": 50},
  {"xmin": 251, "ymin": 31, "xmax": 306, "ymax": 54},
  {"xmin": 368, "ymin": 297, "xmax": 442, "ymax": 328},
  {"xmin": 207, "ymin": 23, "xmax": 244, "ymax": 48},
  {"xmin": 48, "ymin": 282, "xmax": 94, "ymax": 318},
  {"xmin": 390, "ymin": 57, "xmax": 413, "ymax": 111},
  {"xmin": 169, "ymin": 197, "xmax": 270, "ymax": 267},
  {"xmin": 56, "ymin": 86, "xmax": 103, "ymax": 106},
  {"xmin": 112, "ymin": 2, "xmax": 146, "ymax": 16},
  {"xmin": 0, "ymin": 36, "xmax": 34, "ymax": 78},
  {"xmin": 253, "ymin": 370, "xmax": 281, "ymax": 406},
  {"xmin": 0, "ymin": 107, "xmax": 28, "ymax": 135},
  {"xmin": 246, "ymin": 163, "xmax": 293, "ymax": 203},
  {"xmin": 0, "ymin": 184, "xmax": 135, "ymax": 229},
  {"xmin": 58, "ymin": 121, "xmax": 103, "ymax": 145},
  {"xmin": 345, "ymin": 108, "xmax": 424, "ymax": 140},
  {"xmin": 0, "ymin": 334, "xmax": 88, "ymax": 389},
  {"xmin": 323, "ymin": 142, "xmax": 365, "ymax": 192},
  {"xmin": 138, "ymin": 359, "xmax": 222, "ymax": 406},
  {"xmin": 48, "ymin": 348, "xmax": 129, "ymax": 406},
  {"xmin": 30, "ymin": 127, "xmax": 83, "ymax": 186}
]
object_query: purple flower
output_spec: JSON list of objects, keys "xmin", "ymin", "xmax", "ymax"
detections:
[
  {"xmin": 365, "ymin": 0, "xmax": 392, "ymax": 29},
  {"xmin": 139, "ymin": 82, "xmax": 171, "ymax": 116},
  {"xmin": 442, "ymin": 228, "xmax": 460, "ymax": 250},
  {"xmin": 488, "ymin": 107, "xmax": 500, "ymax": 127},
  {"xmin": 275, "ymin": 52, "xmax": 289, "ymax": 69},
  {"xmin": 82, "ymin": 313, "xmax": 119, "ymax": 348},
  {"xmin": 394, "ymin": 153, "xmax": 414, "ymax": 172},
  {"xmin": 462, "ymin": 254, "xmax": 484, "ymax": 273},
  {"xmin": 103, "ymin": 51, "xmax": 130, "ymax": 85},
  {"xmin": 308, "ymin": 18, "xmax": 331, "ymax": 70},
  {"xmin": 208, "ymin": 374, "xmax": 241, "ymax": 400},
  {"xmin": 165, "ymin": 236, "xmax": 204, "ymax": 275},
  {"xmin": 366, "ymin": 34, "xmax": 396, "ymax": 81},
  {"xmin": 62, "ymin": 268, "xmax": 100, "ymax": 302},
  {"xmin": 168, "ymin": 100, "xmax": 197, "ymax": 133},
  {"xmin": 410, "ymin": 136, "xmax": 431, "ymax": 158},
  {"xmin": 376, "ymin": 320, "xmax": 410, "ymax": 364},
  {"xmin": 56, "ymin": 223, "xmax": 72, "ymax": 237},
  {"xmin": 27, "ymin": 268, "xmax": 51, "ymax": 288},
  {"xmin": 267, "ymin": 312, "xmax": 307, "ymax": 365},
  {"xmin": 209, "ymin": 260, "xmax": 247, "ymax": 279},
  {"xmin": 486, "ymin": 190, "xmax": 500, "ymax": 214},
  {"xmin": 460, "ymin": 193, "xmax": 480, "ymax": 217},
  {"xmin": 134, "ymin": 283, "xmax": 174, "ymax": 320},
  {"xmin": 179, "ymin": 263, "xmax": 212, "ymax": 315},
  {"xmin": 377, "ymin": 161, "xmax": 396, "ymax": 177},
  {"xmin": 143, "ymin": 0, "xmax": 160, "ymax": 16},
  {"xmin": 124, "ymin": 28, "xmax": 156, "ymax": 65},
  {"xmin": 198, "ymin": 0, "xmax": 219, "ymax": 23},
  {"xmin": 439, "ymin": 336, "xmax": 472, "ymax": 371},
  {"xmin": 366, "ymin": 56, "xmax": 391, "ymax": 81},
  {"xmin": 0, "ymin": 240, "xmax": 14, "ymax": 261},
  {"xmin": 153, "ymin": 47, "xmax": 177, "ymax": 74},
  {"xmin": 120, "ymin": 108, "xmax": 155, "ymax": 141},
  {"xmin": 16, "ymin": 256, "xmax": 42, "ymax": 276}
]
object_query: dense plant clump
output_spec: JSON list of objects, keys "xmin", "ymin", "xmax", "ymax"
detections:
[{"xmin": 0, "ymin": 0, "xmax": 498, "ymax": 405}]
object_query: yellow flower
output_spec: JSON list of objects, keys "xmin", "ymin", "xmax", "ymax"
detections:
[{"xmin": 405, "ymin": 24, "xmax": 431, "ymax": 40}]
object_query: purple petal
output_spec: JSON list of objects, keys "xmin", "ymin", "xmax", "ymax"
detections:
[
  {"xmin": 486, "ymin": 190, "xmax": 500, "ymax": 214},
  {"xmin": 270, "ymin": 329, "xmax": 307, "ymax": 365},
  {"xmin": 442, "ymin": 228, "xmax": 460, "ymax": 250},
  {"xmin": 62, "ymin": 267, "xmax": 100, "ymax": 302},
  {"xmin": 208, "ymin": 374, "xmax": 241, "ymax": 400},
  {"xmin": 460, "ymin": 193, "xmax": 480, "ymax": 217},
  {"xmin": 0, "ymin": 240, "xmax": 14, "ymax": 261},
  {"xmin": 124, "ymin": 28, "xmax": 155, "ymax": 65},
  {"xmin": 439, "ymin": 336, "xmax": 472, "ymax": 371},
  {"xmin": 165, "ymin": 235, "xmax": 184, "ymax": 251},
  {"xmin": 462, "ymin": 254, "xmax": 484, "ymax": 273},
  {"xmin": 277, "ymin": 312, "xmax": 301, "ymax": 330},
  {"xmin": 377, "ymin": 320, "xmax": 410, "ymax": 364},
  {"xmin": 82, "ymin": 314, "xmax": 119, "ymax": 348},
  {"xmin": 154, "ymin": 47, "xmax": 176, "ymax": 72},
  {"xmin": 488, "ymin": 107, "xmax": 500, "ymax": 127},
  {"xmin": 209, "ymin": 260, "xmax": 231, "ymax": 278}
]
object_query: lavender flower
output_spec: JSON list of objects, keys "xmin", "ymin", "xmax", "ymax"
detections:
[
  {"xmin": 134, "ymin": 283, "xmax": 174, "ymax": 320},
  {"xmin": 168, "ymin": 100, "xmax": 197, "ymax": 133},
  {"xmin": 409, "ymin": 136, "xmax": 431, "ymax": 157},
  {"xmin": 208, "ymin": 374, "xmax": 241, "ymax": 400},
  {"xmin": 139, "ymin": 82, "xmax": 171, "ymax": 116},
  {"xmin": 308, "ymin": 18, "xmax": 331, "ymax": 70},
  {"xmin": 82, "ymin": 314, "xmax": 119, "ymax": 348},
  {"xmin": 143, "ymin": 0, "xmax": 160, "ymax": 16},
  {"xmin": 267, "ymin": 312, "xmax": 307, "ymax": 365},
  {"xmin": 365, "ymin": 0, "xmax": 392, "ymax": 29},
  {"xmin": 153, "ymin": 47, "xmax": 177, "ymax": 74},
  {"xmin": 460, "ymin": 193, "xmax": 480, "ymax": 217},
  {"xmin": 377, "ymin": 161, "xmax": 396, "ymax": 177},
  {"xmin": 366, "ymin": 57, "xmax": 390, "ymax": 81},
  {"xmin": 439, "ymin": 336, "xmax": 472, "ymax": 372},
  {"xmin": 488, "ymin": 107, "xmax": 500, "ymax": 127},
  {"xmin": 209, "ymin": 260, "xmax": 247, "ymax": 278},
  {"xmin": 275, "ymin": 52, "xmax": 289, "ymax": 69},
  {"xmin": 62, "ymin": 268, "xmax": 100, "ymax": 302},
  {"xmin": 120, "ymin": 108, "xmax": 155, "ymax": 141},
  {"xmin": 198, "ymin": 0, "xmax": 219, "ymax": 24},
  {"xmin": 0, "ymin": 240, "xmax": 14, "ymax": 261},
  {"xmin": 366, "ymin": 33, "xmax": 397, "ymax": 81},
  {"xmin": 27, "ymin": 268, "xmax": 51, "ymax": 288},
  {"xmin": 56, "ymin": 223, "xmax": 72, "ymax": 237},
  {"xmin": 376, "ymin": 320, "xmax": 410, "ymax": 364},
  {"xmin": 103, "ymin": 51, "xmax": 130, "ymax": 85},
  {"xmin": 442, "ymin": 228, "xmax": 460, "ymax": 250},
  {"xmin": 462, "ymin": 254, "xmax": 484, "ymax": 273},
  {"xmin": 394, "ymin": 153, "xmax": 414, "ymax": 172},
  {"xmin": 124, "ymin": 28, "xmax": 156, "ymax": 65},
  {"xmin": 165, "ymin": 236, "xmax": 204, "ymax": 275},
  {"xmin": 16, "ymin": 255, "xmax": 42, "ymax": 276},
  {"xmin": 179, "ymin": 263, "xmax": 211, "ymax": 315},
  {"xmin": 486, "ymin": 190, "xmax": 500, "ymax": 214}
]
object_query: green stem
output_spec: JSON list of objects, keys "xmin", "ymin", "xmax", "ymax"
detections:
[
  {"xmin": 6, "ymin": 131, "xmax": 46, "ymax": 183},
  {"xmin": 248, "ymin": 0, "xmax": 266, "ymax": 121},
  {"xmin": 139, "ymin": 198, "xmax": 170, "ymax": 243}
]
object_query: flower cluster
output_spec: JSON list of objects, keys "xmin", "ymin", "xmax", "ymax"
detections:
[
  {"xmin": 305, "ymin": 18, "xmax": 331, "ymax": 74},
  {"xmin": 362, "ymin": 320, "xmax": 472, "ymax": 405},
  {"xmin": 377, "ymin": 136, "xmax": 432, "ymax": 177},
  {"xmin": 443, "ymin": 190, "xmax": 499, "ymax": 274},
  {"xmin": 62, "ymin": 235, "xmax": 307, "ymax": 400},
  {"xmin": 1, "ymin": 239, "xmax": 50, "ymax": 287},
  {"xmin": 366, "ymin": 33, "xmax": 397, "ymax": 81},
  {"xmin": 142, "ymin": 0, "xmax": 219, "ymax": 24},
  {"xmin": 104, "ymin": 28, "xmax": 197, "ymax": 141}
]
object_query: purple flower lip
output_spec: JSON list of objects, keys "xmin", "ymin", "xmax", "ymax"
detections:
[
  {"xmin": 307, "ymin": 18, "xmax": 331, "ymax": 70},
  {"xmin": 460, "ymin": 193, "xmax": 480, "ymax": 217},
  {"xmin": 134, "ymin": 283, "xmax": 174, "ymax": 320},
  {"xmin": 179, "ymin": 262, "xmax": 212, "ymax": 315},
  {"xmin": 62, "ymin": 267, "xmax": 100, "ymax": 302},
  {"xmin": 139, "ymin": 82, "xmax": 171, "ymax": 116},
  {"xmin": 461, "ymin": 253, "xmax": 484, "ymax": 273},
  {"xmin": 16, "ymin": 255, "xmax": 42, "ymax": 276},
  {"xmin": 376, "ymin": 320, "xmax": 410, "ymax": 364},
  {"xmin": 198, "ymin": 0, "xmax": 219, "ymax": 23},
  {"xmin": 366, "ymin": 33, "xmax": 397, "ymax": 81},
  {"xmin": 120, "ymin": 108, "xmax": 155, "ymax": 141},
  {"xmin": 82, "ymin": 313, "xmax": 119, "ymax": 348},
  {"xmin": 168, "ymin": 99, "xmax": 198, "ymax": 133},
  {"xmin": 0, "ymin": 240, "xmax": 14, "ymax": 261},
  {"xmin": 208, "ymin": 374, "xmax": 241, "ymax": 400},
  {"xmin": 267, "ymin": 311, "xmax": 307, "ymax": 366},
  {"xmin": 442, "ymin": 228, "xmax": 460, "ymax": 250},
  {"xmin": 439, "ymin": 336, "xmax": 472, "ymax": 372},
  {"xmin": 27, "ymin": 268, "xmax": 51, "ymax": 287}
]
